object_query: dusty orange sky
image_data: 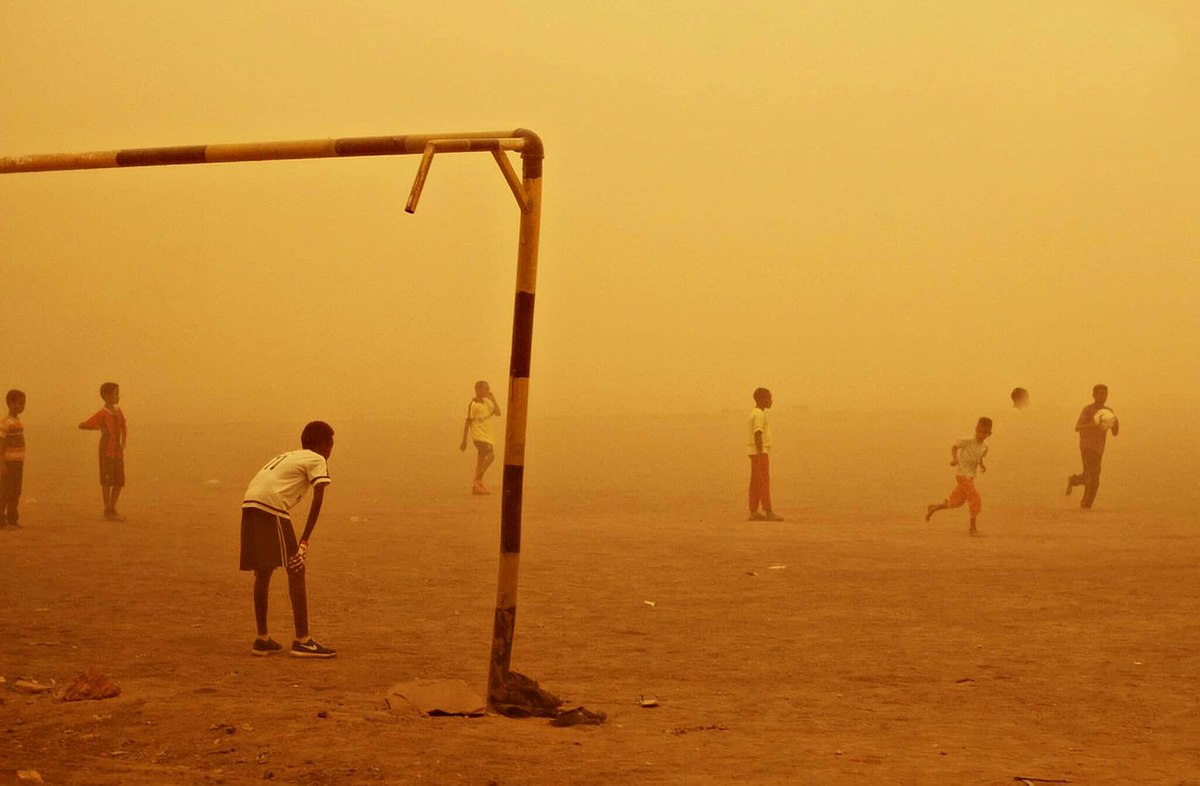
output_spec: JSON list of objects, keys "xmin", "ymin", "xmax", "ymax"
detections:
[{"xmin": 2, "ymin": 1, "xmax": 1196, "ymax": 424}]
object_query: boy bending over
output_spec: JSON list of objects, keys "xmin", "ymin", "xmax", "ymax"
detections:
[{"xmin": 239, "ymin": 421, "xmax": 337, "ymax": 658}]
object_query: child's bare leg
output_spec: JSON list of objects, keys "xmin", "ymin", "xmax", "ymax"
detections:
[
  {"xmin": 475, "ymin": 445, "xmax": 494, "ymax": 480},
  {"xmin": 925, "ymin": 502, "xmax": 947, "ymax": 521},
  {"xmin": 101, "ymin": 486, "xmax": 113, "ymax": 513},
  {"xmin": 109, "ymin": 486, "xmax": 122, "ymax": 513},
  {"xmin": 287, "ymin": 567, "xmax": 310, "ymax": 641},
  {"xmin": 253, "ymin": 569, "xmax": 273, "ymax": 637},
  {"xmin": 969, "ymin": 516, "xmax": 980, "ymax": 536}
]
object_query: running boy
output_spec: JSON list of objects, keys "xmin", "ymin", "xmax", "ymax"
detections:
[
  {"xmin": 240, "ymin": 420, "xmax": 336, "ymax": 659},
  {"xmin": 1066, "ymin": 383, "xmax": 1119, "ymax": 509},
  {"xmin": 1, "ymin": 390, "xmax": 27, "ymax": 528},
  {"xmin": 459, "ymin": 380, "xmax": 502, "ymax": 495},
  {"xmin": 748, "ymin": 387, "xmax": 783, "ymax": 521},
  {"xmin": 79, "ymin": 382, "xmax": 127, "ymax": 521},
  {"xmin": 925, "ymin": 416, "xmax": 992, "ymax": 536}
]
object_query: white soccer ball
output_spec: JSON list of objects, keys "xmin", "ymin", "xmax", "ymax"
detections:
[{"xmin": 1094, "ymin": 408, "xmax": 1117, "ymax": 431}]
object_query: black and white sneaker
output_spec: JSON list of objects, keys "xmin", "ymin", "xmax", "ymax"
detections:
[
  {"xmin": 251, "ymin": 637, "xmax": 283, "ymax": 656},
  {"xmin": 291, "ymin": 639, "xmax": 337, "ymax": 659}
]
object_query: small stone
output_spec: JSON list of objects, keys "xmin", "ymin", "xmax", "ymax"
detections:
[{"xmin": 60, "ymin": 668, "xmax": 120, "ymax": 702}]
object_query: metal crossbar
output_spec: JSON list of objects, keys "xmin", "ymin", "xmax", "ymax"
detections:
[{"xmin": 1, "ymin": 128, "xmax": 544, "ymax": 710}]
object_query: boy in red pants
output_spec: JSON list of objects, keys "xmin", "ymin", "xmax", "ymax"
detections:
[{"xmin": 925, "ymin": 417, "xmax": 992, "ymax": 536}]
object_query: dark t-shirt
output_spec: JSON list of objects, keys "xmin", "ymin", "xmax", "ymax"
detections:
[{"xmin": 1076, "ymin": 403, "xmax": 1110, "ymax": 454}]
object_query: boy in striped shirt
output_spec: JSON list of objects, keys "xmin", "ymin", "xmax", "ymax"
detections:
[{"xmin": 1, "ymin": 389, "xmax": 27, "ymax": 528}]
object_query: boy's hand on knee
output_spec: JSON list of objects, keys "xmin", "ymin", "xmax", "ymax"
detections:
[{"xmin": 287, "ymin": 541, "xmax": 309, "ymax": 574}]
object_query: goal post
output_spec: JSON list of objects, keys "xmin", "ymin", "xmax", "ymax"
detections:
[{"xmin": 1, "ymin": 128, "xmax": 544, "ymax": 711}]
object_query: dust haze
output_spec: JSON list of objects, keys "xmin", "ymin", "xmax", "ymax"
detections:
[{"xmin": 2, "ymin": 2, "xmax": 1197, "ymax": 429}]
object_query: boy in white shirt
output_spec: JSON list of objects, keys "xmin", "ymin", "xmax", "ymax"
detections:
[
  {"xmin": 925, "ymin": 417, "xmax": 992, "ymax": 536},
  {"xmin": 239, "ymin": 421, "xmax": 336, "ymax": 658},
  {"xmin": 459, "ymin": 380, "xmax": 502, "ymax": 495},
  {"xmin": 748, "ymin": 387, "xmax": 784, "ymax": 521}
]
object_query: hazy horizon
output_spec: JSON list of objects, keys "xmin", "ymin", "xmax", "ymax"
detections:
[{"xmin": 3, "ymin": 2, "xmax": 1196, "ymax": 425}]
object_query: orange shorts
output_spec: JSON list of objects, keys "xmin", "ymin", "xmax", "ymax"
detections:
[{"xmin": 945, "ymin": 476, "xmax": 982, "ymax": 516}]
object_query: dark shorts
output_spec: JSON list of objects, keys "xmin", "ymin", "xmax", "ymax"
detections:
[
  {"xmin": 239, "ymin": 507, "xmax": 299, "ymax": 571},
  {"xmin": 99, "ymin": 455, "xmax": 125, "ymax": 488}
]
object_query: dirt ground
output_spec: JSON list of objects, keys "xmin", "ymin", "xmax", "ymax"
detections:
[{"xmin": 2, "ymin": 408, "xmax": 1197, "ymax": 785}]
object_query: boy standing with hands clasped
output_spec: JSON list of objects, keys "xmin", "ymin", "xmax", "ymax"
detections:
[
  {"xmin": 1, "ymin": 390, "xmax": 27, "ymax": 528},
  {"xmin": 748, "ymin": 387, "xmax": 784, "ymax": 521},
  {"xmin": 240, "ymin": 421, "xmax": 337, "ymax": 658},
  {"xmin": 925, "ymin": 417, "xmax": 992, "ymax": 536},
  {"xmin": 79, "ymin": 382, "xmax": 127, "ymax": 521}
]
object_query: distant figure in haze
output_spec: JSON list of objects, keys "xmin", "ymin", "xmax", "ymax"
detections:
[
  {"xmin": 460, "ymin": 380, "xmax": 502, "ymax": 495},
  {"xmin": 1011, "ymin": 387, "xmax": 1029, "ymax": 410},
  {"xmin": 925, "ymin": 416, "xmax": 992, "ymax": 537},
  {"xmin": 1, "ymin": 389, "xmax": 27, "ymax": 528},
  {"xmin": 747, "ymin": 387, "xmax": 783, "ymax": 521},
  {"xmin": 240, "ymin": 420, "xmax": 337, "ymax": 659},
  {"xmin": 1066, "ymin": 384, "xmax": 1119, "ymax": 509},
  {"xmin": 78, "ymin": 382, "xmax": 127, "ymax": 522}
]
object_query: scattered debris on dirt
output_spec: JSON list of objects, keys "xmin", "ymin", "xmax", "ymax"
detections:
[
  {"xmin": 490, "ymin": 672, "xmax": 562, "ymax": 719},
  {"xmin": 60, "ymin": 668, "xmax": 121, "ymax": 702},
  {"xmin": 667, "ymin": 724, "xmax": 728, "ymax": 736},
  {"xmin": 550, "ymin": 706, "xmax": 606, "ymax": 727}
]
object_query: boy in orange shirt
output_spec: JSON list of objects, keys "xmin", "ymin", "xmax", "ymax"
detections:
[{"xmin": 79, "ymin": 382, "xmax": 128, "ymax": 521}]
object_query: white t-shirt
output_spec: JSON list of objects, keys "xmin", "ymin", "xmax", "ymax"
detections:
[
  {"xmin": 953, "ymin": 438, "xmax": 989, "ymax": 478},
  {"xmin": 747, "ymin": 408, "xmax": 772, "ymax": 455},
  {"xmin": 468, "ymin": 399, "xmax": 498, "ymax": 444},
  {"xmin": 242, "ymin": 449, "xmax": 331, "ymax": 518}
]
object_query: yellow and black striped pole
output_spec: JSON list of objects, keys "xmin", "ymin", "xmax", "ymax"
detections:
[
  {"xmin": 0, "ymin": 132, "xmax": 528, "ymax": 173},
  {"xmin": 489, "ymin": 130, "xmax": 542, "ymax": 708},
  {"xmin": 1, "ymin": 128, "xmax": 545, "ymax": 711}
]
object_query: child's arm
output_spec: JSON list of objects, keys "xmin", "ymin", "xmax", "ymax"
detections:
[
  {"xmin": 298, "ymin": 484, "xmax": 326, "ymax": 545},
  {"xmin": 754, "ymin": 429, "xmax": 764, "ymax": 455},
  {"xmin": 488, "ymin": 391, "xmax": 501, "ymax": 418},
  {"xmin": 287, "ymin": 484, "xmax": 327, "ymax": 574},
  {"xmin": 460, "ymin": 405, "xmax": 472, "ymax": 451},
  {"xmin": 950, "ymin": 444, "xmax": 959, "ymax": 466},
  {"xmin": 979, "ymin": 457, "xmax": 987, "ymax": 473}
]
